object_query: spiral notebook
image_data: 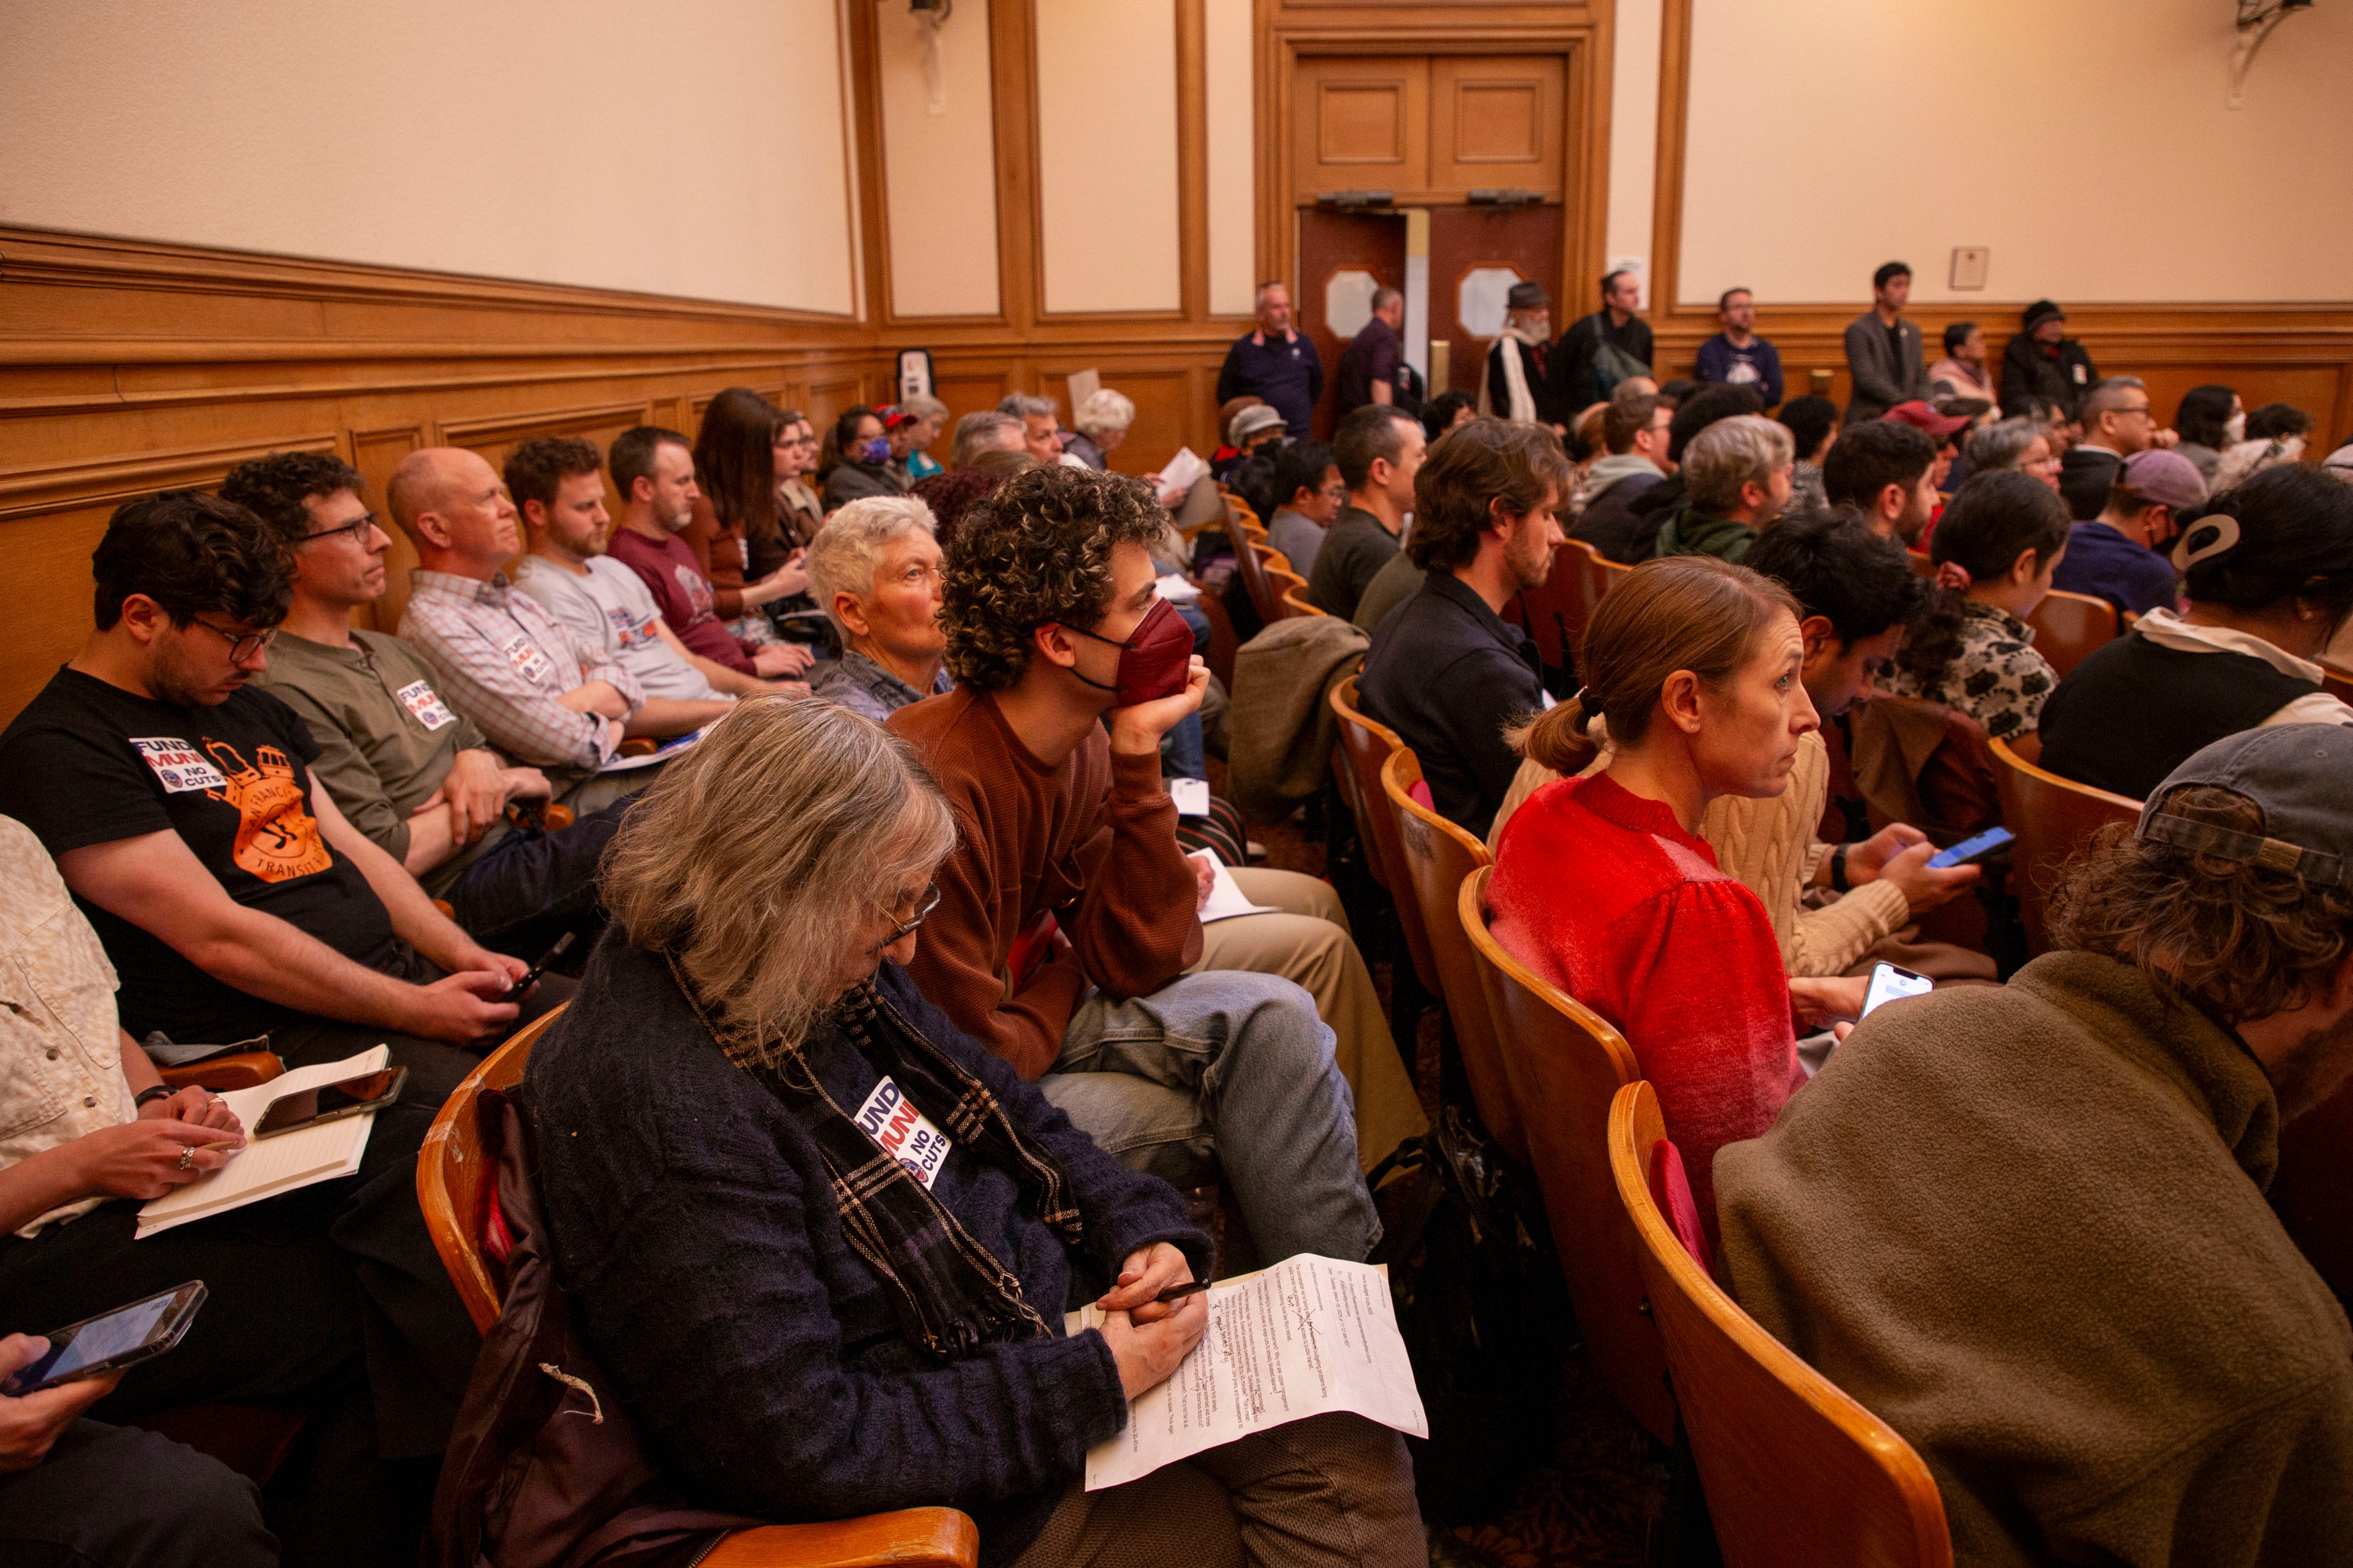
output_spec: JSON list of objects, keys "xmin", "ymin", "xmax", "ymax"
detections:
[{"xmin": 135, "ymin": 1047, "xmax": 390, "ymax": 1239}]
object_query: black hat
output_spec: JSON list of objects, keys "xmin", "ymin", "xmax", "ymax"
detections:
[
  {"xmin": 1506, "ymin": 281, "xmax": 1550, "ymax": 312},
  {"xmin": 2022, "ymin": 299, "xmax": 2066, "ymax": 332}
]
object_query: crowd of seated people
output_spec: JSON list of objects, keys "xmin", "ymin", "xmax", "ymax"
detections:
[{"xmin": 3, "ymin": 314, "xmax": 2349, "ymax": 1568}]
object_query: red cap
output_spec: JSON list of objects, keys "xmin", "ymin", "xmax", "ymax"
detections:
[
  {"xmin": 877, "ymin": 404, "xmax": 919, "ymax": 430},
  {"xmin": 1882, "ymin": 400, "xmax": 1971, "ymax": 439}
]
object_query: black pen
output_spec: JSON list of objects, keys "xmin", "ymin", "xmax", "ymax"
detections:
[{"xmin": 1153, "ymin": 1281, "xmax": 1211, "ymax": 1305}]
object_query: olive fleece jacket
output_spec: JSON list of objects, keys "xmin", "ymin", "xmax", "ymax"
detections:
[{"xmin": 1716, "ymin": 951, "xmax": 2353, "ymax": 1567}]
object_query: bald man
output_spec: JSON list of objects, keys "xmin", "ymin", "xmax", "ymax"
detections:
[{"xmin": 391, "ymin": 447, "xmax": 728, "ymax": 782}]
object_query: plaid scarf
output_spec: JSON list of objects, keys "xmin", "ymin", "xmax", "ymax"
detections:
[{"xmin": 677, "ymin": 962, "xmax": 1084, "ymax": 1361}]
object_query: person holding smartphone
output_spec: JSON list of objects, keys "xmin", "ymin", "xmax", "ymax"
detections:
[{"xmin": 0, "ymin": 816, "xmax": 480, "ymax": 1568}]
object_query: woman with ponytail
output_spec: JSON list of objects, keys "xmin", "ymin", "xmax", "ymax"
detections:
[
  {"xmin": 2039, "ymin": 464, "xmax": 2353, "ymax": 800},
  {"xmin": 1883, "ymin": 469, "xmax": 2071, "ymax": 741},
  {"xmin": 1487, "ymin": 556, "xmax": 1819, "ymax": 1239}
]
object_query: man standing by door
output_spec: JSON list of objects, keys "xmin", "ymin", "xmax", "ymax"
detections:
[
  {"xmin": 1482, "ymin": 282, "xmax": 1566, "ymax": 432},
  {"xmin": 1551, "ymin": 268, "xmax": 1654, "ymax": 414},
  {"xmin": 1216, "ymin": 282, "xmax": 1323, "ymax": 438},
  {"xmin": 1843, "ymin": 261, "xmax": 1928, "ymax": 424},
  {"xmin": 1335, "ymin": 287, "xmax": 1408, "ymax": 421}
]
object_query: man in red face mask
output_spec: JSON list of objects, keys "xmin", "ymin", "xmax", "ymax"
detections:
[{"xmin": 889, "ymin": 466, "xmax": 1426, "ymax": 1265}]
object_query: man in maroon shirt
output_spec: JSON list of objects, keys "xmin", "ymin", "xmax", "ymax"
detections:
[{"xmin": 604, "ymin": 426, "xmax": 805, "ymax": 683}]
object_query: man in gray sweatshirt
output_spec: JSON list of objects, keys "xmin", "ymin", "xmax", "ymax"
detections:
[{"xmin": 1571, "ymin": 390, "xmax": 1672, "ymax": 563}]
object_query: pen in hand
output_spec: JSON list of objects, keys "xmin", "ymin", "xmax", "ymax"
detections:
[{"xmin": 1153, "ymin": 1281, "xmax": 1210, "ymax": 1305}]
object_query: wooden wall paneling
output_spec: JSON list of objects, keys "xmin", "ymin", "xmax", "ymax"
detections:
[
  {"xmin": 1177, "ymin": 0, "xmax": 1211, "ymax": 320},
  {"xmin": 1429, "ymin": 55, "xmax": 1565, "ymax": 199},
  {"xmin": 349, "ymin": 424, "xmax": 424, "ymax": 635},
  {"xmin": 1292, "ymin": 56, "xmax": 1429, "ymax": 202},
  {"xmin": 1037, "ymin": 362, "xmax": 1197, "ymax": 475}
]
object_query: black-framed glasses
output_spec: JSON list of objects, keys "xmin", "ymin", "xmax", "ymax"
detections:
[
  {"xmin": 186, "ymin": 619, "xmax": 278, "ymax": 662},
  {"xmin": 303, "ymin": 511, "xmax": 380, "ymax": 547},
  {"xmin": 880, "ymin": 882, "xmax": 942, "ymax": 945}
]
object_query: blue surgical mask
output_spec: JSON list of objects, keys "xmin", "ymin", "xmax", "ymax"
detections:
[{"xmin": 859, "ymin": 438, "xmax": 892, "ymax": 464}]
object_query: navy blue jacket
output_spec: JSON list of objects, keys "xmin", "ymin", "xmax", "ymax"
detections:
[
  {"xmin": 1216, "ymin": 330, "xmax": 1323, "ymax": 435},
  {"xmin": 2050, "ymin": 521, "xmax": 2180, "ymax": 619},
  {"xmin": 1694, "ymin": 333, "xmax": 1784, "ymax": 409},
  {"xmin": 523, "ymin": 936, "xmax": 1210, "ymax": 1566},
  {"xmin": 1357, "ymin": 570, "xmax": 1544, "ymax": 838}
]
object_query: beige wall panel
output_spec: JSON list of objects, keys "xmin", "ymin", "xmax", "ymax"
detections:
[
  {"xmin": 1605, "ymin": 0, "xmax": 1663, "ymax": 304},
  {"xmin": 1203, "ymin": 0, "xmax": 1257, "ymax": 316},
  {"xmin": 0, "ymin": 0, "xmax": 857, "ymax": 314},
  {"xmin": 879, "ymin": 0, "xmax": 1003, "ymax": 317},
  {"xmin": 1034, "ymin": 0, "xmax": 1183, "ymax": 314},
  {"xmin": 1678, "ymin": 0, "xmax": 2353, "ymax": 306}
]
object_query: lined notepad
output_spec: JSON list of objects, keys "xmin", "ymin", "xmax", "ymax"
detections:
[{"xmin": 135, "ymin": 1047, "xmax": 390, "ymax": 1238}]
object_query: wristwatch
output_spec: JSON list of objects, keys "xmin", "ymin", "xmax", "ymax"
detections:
[{"xmin": 133, "ymin": 1085, "xmax": 176, "ymax": 1109}]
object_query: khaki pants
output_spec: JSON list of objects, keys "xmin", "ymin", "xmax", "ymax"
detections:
[
  {"xmin": 1008, "ymin": 1413, "xmax": 1425, "ymax": 1568},
  {"xmin": 1192, "ymin": 868, "xmax": 1429, "ymax": 1169}
]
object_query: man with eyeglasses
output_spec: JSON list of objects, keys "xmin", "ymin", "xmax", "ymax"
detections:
[
  {"xmin": 2061, "ymin": 376, "xmax": 2178, "ymax": 521},
  {"xmin": 0, "ymin": 490, "xmax": 556, "ymax": 1100},
  {"xmin": 223, "ymin": 451, "xmax": 642, "ymax": 961}
]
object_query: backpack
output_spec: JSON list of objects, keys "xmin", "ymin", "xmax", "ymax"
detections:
[
  {"xmin": 428, "ymin": 1091, "xmax": 764, "ymax": 1568},
  {"xmin": 1591, "ymin": 339, "xmax": 1653, "ymax": 401},
  {"xmin": 1369, "ymin": 1105, "xmax": 1566, "ymax": 1523}
]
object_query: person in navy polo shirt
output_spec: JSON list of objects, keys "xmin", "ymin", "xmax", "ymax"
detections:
[{"xmin": 1215, "ymin": 281, "xmax": 1323, "ymax": 436}]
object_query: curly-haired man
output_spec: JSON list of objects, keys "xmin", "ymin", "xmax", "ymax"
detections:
[
  {"xmin": 1715, "ymin": 724, "xmax": 2353, "ymax": 1566},
  {"xmin": 888, "ymin": 464, "xmax": 1424, "ymax": 1265}
]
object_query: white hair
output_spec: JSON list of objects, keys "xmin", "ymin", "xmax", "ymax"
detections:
[
  {"xmin": 997, "ymin": 393, "xmax": 1058, "ymax": 421},
  {"xmin": 806, "ymin": 496, "xmax": 939, "ymax": 636},
  {"xmin": 901, "ymin": 394, "xmax": 949, "ymax": 422},
  {"xmin": 1683, "ymin": 414, "xmax": 1794, "ymax": 513},
  {"xmin": 1074, "ymin": 388, "xmax": 1137, "ymax": 437}
]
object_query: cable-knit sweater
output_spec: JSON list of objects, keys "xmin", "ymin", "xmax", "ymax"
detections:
[
  {"xmin": 1487, "ymin": 728, "xmax": 1908, "ymax": 977},
  {"xmin": 1488, "ymin": 773, "xmax": 1805, "ymax": 1237}
]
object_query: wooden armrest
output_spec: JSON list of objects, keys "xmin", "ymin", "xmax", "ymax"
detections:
[
  {"xmin": 618, "ymin": 738, "xmax": 659, "ymax": 757},
  {"xmin": 433, "ymin": 899, "xmax": 457, "ymax": 919},
  {"xmin": 701, "ymin": 1509, "xmax": 978, "ymax": 1568},
  {"xmin": 159, "ymin": 1051, "xmax": 286, "ymax": 1092},
  {"xmin": 542, "ymin": 803, "xmax": 575, "ymax": 830}
]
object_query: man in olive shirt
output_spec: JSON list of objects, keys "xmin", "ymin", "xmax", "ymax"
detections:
[
  {"xmin": 1305, "ymin": 406, "xmax": 1427, "ymax": 621},
  {"xmin": 225, "ymin": 453, "xmax": 629, "ymax": 954}
]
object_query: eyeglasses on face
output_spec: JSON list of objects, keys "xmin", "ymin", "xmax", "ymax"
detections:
[
  {"xmin": 185, "ymin": 618, "xmax": 279, "ymax": 662},
  {"xmin": 303, "ymin": 511, "xmax": 381, "ymax": 547},
  {"xmin": 879, "ymin": 882, "xmax": 943, "ymax": 945}
]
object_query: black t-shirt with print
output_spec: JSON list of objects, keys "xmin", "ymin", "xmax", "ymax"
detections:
[{"xmin": 0, "ymin": 667, "xmax": 398, "ymax": 1042}]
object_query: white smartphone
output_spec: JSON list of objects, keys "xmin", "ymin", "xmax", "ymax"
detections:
[{"xmin": 1861, "ymin": 962, "xmax": 1933, "ymax": 1018}]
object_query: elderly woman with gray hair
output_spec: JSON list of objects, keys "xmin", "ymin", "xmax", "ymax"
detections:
[
  {"xmin": 1063, "ymin": 389, "xmax": 1136, "ymax": 472},
  {"xmin": 1963, "ymin": 416, "xmax": 2061, "ymax": 493},
  {"xmin": 806, "ymin": 496, "xmax": 954, "ymax": 723},
  {"xmin": 521, "ymin": 697, "xmax": 1425, "ymax": 1567}
]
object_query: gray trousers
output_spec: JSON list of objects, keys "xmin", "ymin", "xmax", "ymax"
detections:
[{"xmin": 0, "ymin": 1419, "xmax": 276, "ymax": 1568}]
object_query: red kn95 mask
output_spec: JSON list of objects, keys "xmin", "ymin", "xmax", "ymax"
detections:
[{"xmin": 1065, "ymin": 596, "xmax": 1195, "ymax": 707}]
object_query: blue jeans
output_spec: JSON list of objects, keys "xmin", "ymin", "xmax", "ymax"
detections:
[
  {"xmin": 1159, "ymin": 600, "xmax": 1213, "ymax": 780},
  {"xmin": 1040, "ymin": 970, "xmax": 1379, "ymax": 1265}
]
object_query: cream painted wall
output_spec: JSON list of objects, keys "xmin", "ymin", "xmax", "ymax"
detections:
[
  {"xmin": 1604, "ymin": 0, "xmax": 1663, "ymax": 310},
  {"xmin": 0, "ymin": 0, "xmax": 858, "ymax": 314},
  {"xmin": 1678, "ymin": 0, "xmax": 2353, "ymax": 306},
  {"xmin": 1034, "ymin": 0, "xmax": 1183, "ymax": 314},
  {"xmin": 878, "ymin": 0, "xmax": 1002, "ymax": 317},
  {"xmin": 1203, "ymin": 0, "xmax": 1257, "ymax": 317}
]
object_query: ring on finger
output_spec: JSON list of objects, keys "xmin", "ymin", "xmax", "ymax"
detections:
[{"xmin": 177, "ymin": 1145, "xmax": 195, "ymax": 1170}]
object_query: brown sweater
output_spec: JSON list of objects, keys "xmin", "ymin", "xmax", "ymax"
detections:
[
  {"xmin": 1716, "ymin": 951, "xmax": 2353, "ymax": 1567},
  {"xmin": 889, "ymin": 688, "xmax": 1202, "ymax": 1080}
]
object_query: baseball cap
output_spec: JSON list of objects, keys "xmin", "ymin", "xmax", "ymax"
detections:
[
  {"xmin": 2137, "ymin": 725, "xmax": 2353, "ymax": 890},
  {"xmin": 877, "ymin": 405, "xmax": 920, "ymax": 430},
  {"xmin": 1883, "ymin": 400, "xmax": 1972, "ymax": 440},
  {"xmin": 2120, "ymin": 449, "xmax": 2209, "ymax": 512},
  {"xmin": 1229, "ymin": 405, "xmax": 1288, "ymax": 445}
]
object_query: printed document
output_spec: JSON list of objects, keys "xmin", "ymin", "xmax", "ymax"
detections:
[
  {"xmin": 1064, "ymin": 1254, "xmax": 1427, "ymax": 1490},
  {"xmin": 137, "ymin": 1047, "xmax": 390, "ymax": 1238}
]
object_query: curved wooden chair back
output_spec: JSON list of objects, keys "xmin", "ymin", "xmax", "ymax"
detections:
[
  {"xmin": 1279, "ymin": 583, "xmax": 1327, "ymax": 618},
  {"xmin": 1328, "ymin": 678, "xmax": 1437, "ymax": 988},
  {"xmin": 1517, "ymin": 539, "xmax": 1589, "ymax": 674},
  {"xmin": 1988, "ymin": 733, "xmax": 2140, "ymax": 953},
  {"xmin": 416, "ymin": 1006, "xmax": 980, "ymax": 1568},
  {"xmin": 1592, "ymin": 551, "xmax": 1634, "ymax": 599},
  {"xmin": 1230, "ymin": 529, "xmax": 1279, "ymax": 623},
  {"xmin": 1380, "ymin": 751, "xmax": 1519, "ymax": 1164},
  {"xmin": 1609, "ymin": 1081, "xmax": 1953, "ymax": 1568},
  {"xmin": 2321, "ymin": 659, "xmax": 2353, "ymax": 707},
  {"xmin": 2023, "ymin": 588, "xmax": 2119, "ymax": 680},
  {"xmin": 1460, "ymin": 867, "xmax": 1673, "ymax": 1442},
  {"xmin": 1908, "ymin": 549, "xmax": 1934, "ymax": 578}
]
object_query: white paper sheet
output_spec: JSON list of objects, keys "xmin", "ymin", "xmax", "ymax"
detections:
[
  {"xmin": 1066, "ymin": 1254, "xmax": 1427, "ymax": 1490},
  {"xmin": 1156, "ymin": 447, "xmax": 1210, "ymax": 495},
  {"xmin": 597, "ymin": 726, "xmax": 705, "ymax": 774},
  {"xmin": 1153, "ymin": 574, "xmax": 1202, "ymax": 602},
  {"xmin": 136, "ymin": 1047, "xmax": 390, "ymax": 1238},
  {"xmin": 1169, "ymin": 778, "xmax": 1211, "ymax": 819},
  {"xmin": 1186, "ymin": 850, "xmax": 1278, "ymax": 925}
]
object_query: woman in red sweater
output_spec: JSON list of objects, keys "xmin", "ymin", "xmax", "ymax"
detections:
[{"xmin": 1489, "ymin": 555, "xmax": 1819, "ymax": 1236}]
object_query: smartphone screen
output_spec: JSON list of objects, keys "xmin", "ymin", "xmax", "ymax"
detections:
[
  {"xmin": 253, "ymin": 1068, "xmax": 406, "ymax": 1140},
  {"xmin": 2, "ymin": 1282, "xmax": 205, "ymax": 1395},
  {"xmin": 1928, "ymin": 825, "xmax": 2015, "ymax": 869},
  {"xmin": 1862, "ymin": 963, "xmax": 1934, "ymax": 1018}
]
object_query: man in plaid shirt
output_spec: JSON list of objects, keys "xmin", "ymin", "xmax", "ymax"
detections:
[{"xmin": 390, "ymin": 448, "xmax": 730, "ymax": 790}]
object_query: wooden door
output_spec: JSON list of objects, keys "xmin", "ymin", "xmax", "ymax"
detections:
[
  {"xmin": 1428, "ymin": 205, "xmax": 1564, "ymax": 398},
  {"xmin": 1292, "ymin": 57, "xmax": 1428, "ymax": 202},
  {"xmin": 1430, "ymin": 55, "xmax": 1565, "ymax": 198},
  {"xmin": 1296, "ymin": 210, "xmax": 1407, "ymax": 439}
]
